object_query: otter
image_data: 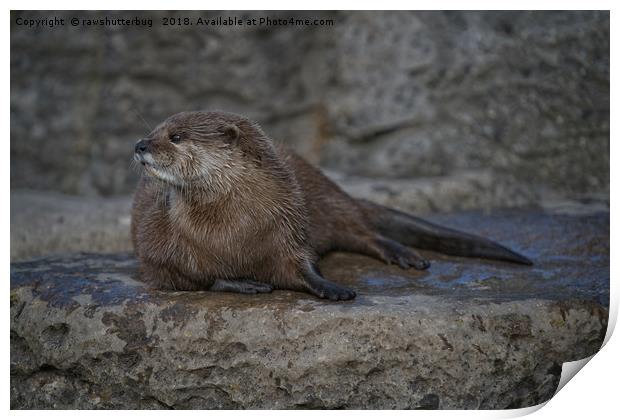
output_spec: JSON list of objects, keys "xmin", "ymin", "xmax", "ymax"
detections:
[{"xmin": 131, "ymin": 111, "xmax": 532, "ymax": 300}]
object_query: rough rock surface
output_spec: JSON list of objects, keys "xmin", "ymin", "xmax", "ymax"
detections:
[
  {"xmin": 10, "ymin": 210, "xmax": 609, "ymax": 409},
  {"xmin": 11, "ymin": 11, "xmax": 609, "ymax": 196}
]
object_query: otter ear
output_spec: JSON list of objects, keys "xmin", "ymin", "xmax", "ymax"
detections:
[{"xmin": 222, "ymin": 124, "xmax": 241, "ymax": 143}]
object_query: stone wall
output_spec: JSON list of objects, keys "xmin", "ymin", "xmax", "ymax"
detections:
[{"xmin": 11, "ymin": 11, "xmax": 609, "ymax": 197}]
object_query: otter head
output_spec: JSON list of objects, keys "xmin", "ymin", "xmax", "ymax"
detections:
[{"xmin": 134, "ymin": 111, "xmax": 266, "ymax": 191}]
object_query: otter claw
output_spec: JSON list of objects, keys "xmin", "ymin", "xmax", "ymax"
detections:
[
  {"xmin": 311, "ymin": 281, "xmax": 356, "ymax": 301},
  {"xmin": 413, "ymin": 259, "xmax": 431, "ymax": 270}
]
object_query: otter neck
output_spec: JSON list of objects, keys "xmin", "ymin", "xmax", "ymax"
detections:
[
  {"xmin": 166, "ymin": 168, "xmax": 301, "ymax": 228},
  {"xmin": 165, "ymin": 182, "xmax": 241, "ymax": 226}
]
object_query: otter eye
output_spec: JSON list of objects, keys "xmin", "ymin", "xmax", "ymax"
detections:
[{"xmin": 170, "ymin": 134, "xmax": 182, "ymax": 144}]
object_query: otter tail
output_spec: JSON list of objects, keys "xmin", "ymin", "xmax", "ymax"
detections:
[{"xmin": 360, "ymin": 200, "xmax": 533, "ymax": 265}]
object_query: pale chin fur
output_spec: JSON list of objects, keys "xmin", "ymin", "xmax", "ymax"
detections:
[{"xmin": 147, "ymin": 166, "xmax": 179, "ymax": 184}]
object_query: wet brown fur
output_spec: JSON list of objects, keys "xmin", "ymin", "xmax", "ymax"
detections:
[{"xmin": 132, "ymin": 111, "xmax": 531, "ymax": 300}]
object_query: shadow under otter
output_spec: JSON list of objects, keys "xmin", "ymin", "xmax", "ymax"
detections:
[{"xmin": 131, "ymin": 111, "xmax": 532, "ymax": 301}]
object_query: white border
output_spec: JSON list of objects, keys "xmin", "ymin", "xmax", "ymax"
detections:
[{"xmin": 5, "ymin": 3, "xmax": 616, "ymax": 419}]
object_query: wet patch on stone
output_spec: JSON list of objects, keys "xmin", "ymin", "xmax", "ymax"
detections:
[{"xmin": 321, "ymin": 209, "xmax": 609, "ymax": 306}]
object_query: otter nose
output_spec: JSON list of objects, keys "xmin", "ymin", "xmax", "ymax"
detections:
[{"xmin": 135, "ymin": 139, "xmax": 150, "ymax": 154}]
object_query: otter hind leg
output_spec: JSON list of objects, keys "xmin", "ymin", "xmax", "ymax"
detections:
[
  {"xmin": 210, "ymin": 279, "xmax": 274, "ymax": 294},
  {"xmin": 301, "ymin": 263, "xmax": 356, "ymax": 301},
  {"xmin": 370, "ymin": 236, "xmax": 431, "ymax": 270},
  {"xmin": 360, "ymin": 200, "xmax": 533, "ymax": 266},
  {"xmin": 338, "ymin": 233, "xmax": 430, "ymax": 270}
]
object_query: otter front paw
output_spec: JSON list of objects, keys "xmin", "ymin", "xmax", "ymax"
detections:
[
  {"xmin": 311, "ymin": 282, "xmax": 357, "ymax": 301},
  {"xmin": 210, "ymin": 279, "xmax": 273, "ymax": 294},
  {"xmin": 301, "ymin": 264, "xmax": 357, "ymax": 301}
]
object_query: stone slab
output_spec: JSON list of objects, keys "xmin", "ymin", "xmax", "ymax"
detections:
[{"xmin": 10, "ymin": 210, "xmax": 609, "ymax": 409}]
